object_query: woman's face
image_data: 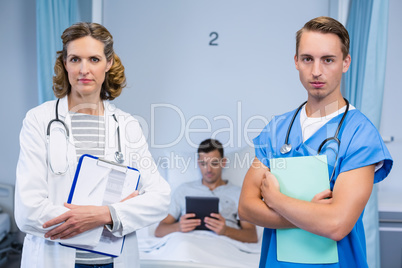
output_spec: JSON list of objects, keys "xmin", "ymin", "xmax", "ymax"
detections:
[{"xmin": 64, "ymin": 36, "xmax": 113, "ymax": 101}]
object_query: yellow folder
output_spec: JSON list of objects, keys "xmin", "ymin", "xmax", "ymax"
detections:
[{"xmin": 270, "ymin": 155, "xmax": 338, "ymax": 264}]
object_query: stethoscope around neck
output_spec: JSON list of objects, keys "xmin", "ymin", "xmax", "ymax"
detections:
[
  {"xmin": 279, "ymin": 98, "xmax": 350, "ymax": 181},
  {"xmin": 47, "ymin": 99, "xmax": 125, "ymax": 175}
]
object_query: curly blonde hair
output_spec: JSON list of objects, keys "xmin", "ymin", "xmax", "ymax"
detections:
[{"xmin": 53, "ymin": 22, "xmax": 126, "ymax": 100}]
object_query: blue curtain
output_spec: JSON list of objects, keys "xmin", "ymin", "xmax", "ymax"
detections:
[
  {"xmin": 344, "ymin": 0, "xmax": 389, "ymax": 127},
  {"xmin": 36, "ymin": 0, "xmax": 79, "ymax": 104},
  {"xmin": 343, "ymin": 0, "xmax": 389, "ymax": 267}
]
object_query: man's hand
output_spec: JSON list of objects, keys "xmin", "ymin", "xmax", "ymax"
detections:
[
  {"xmin": 204, "ymin": 213, "xmax": 227, "ymax": 235},
  {"xmin": 311, "ymin": 189, "xmax": 333, "ymax": 204},
  {"xmin": 260, "ymin": 171, "xmax": 281, "ymax": 207},
  {"xmin": 178, "ymin": 213, "xmax": 201, "ymax": 233},
  {"xmin": 43, "ymin": 203, "xmax": 111, "ymax": 240}
]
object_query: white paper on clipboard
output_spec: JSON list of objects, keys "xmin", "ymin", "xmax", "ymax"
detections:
[{"xmin": 59, "ymin": 154, "xmax": 141, "ymax": 257}]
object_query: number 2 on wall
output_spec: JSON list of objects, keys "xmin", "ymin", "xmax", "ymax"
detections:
[{"xmin": 209, "ymin": 32, "xmax": 218, "ymax": 46}]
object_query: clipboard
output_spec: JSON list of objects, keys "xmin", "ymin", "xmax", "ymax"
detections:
[
  {"xmin": 60, "ymin": 154, "xmax": 141, "ymax": 257},
  {"xmin": 270, "ymin": 155, "xmax": 338, "ymax": 264}
]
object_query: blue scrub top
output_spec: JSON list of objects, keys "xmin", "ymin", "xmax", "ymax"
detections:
[{"xmin": 254, "ymin": 108, "xmax": 393, "ymax": 268}]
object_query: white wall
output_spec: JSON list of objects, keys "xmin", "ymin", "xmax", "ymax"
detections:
[
  {"xmin": 103, "ymin": 0, "xmax": 330, "ymax": 162},
  {"xmin": 0, "ymin": 0, "xmax": 38, "ymax": 186}
]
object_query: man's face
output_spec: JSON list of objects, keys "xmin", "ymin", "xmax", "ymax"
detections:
[
  {"xmin": 198, "ymin": 150, "xmax": 226, "ymax": 185},
  {"xmin": 294, "ymin": 31, "xmax": 351, "ymax": 102}
]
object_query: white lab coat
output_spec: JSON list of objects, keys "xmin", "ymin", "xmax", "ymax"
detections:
[{"xmin": 15, "ymin": 96, "xmax": 171, "ymax": 268}]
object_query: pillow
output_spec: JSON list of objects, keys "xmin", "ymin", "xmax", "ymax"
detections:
[
  {"xmin": 158, "ymin": 150, "xmax": 200, "ymax": 193},
  {"xmin": 223, "ymin": 145, "xmax": 255, "ymax": 187}
]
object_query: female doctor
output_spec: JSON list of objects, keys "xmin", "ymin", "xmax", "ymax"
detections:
[{"xmin": 15, "ymin": 22, "xmax": 170, "ymax": 268}]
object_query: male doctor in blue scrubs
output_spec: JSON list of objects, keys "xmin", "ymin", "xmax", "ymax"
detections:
[{"xmin": 238, "ymin": 16, "xmax": 393, "ymax": 267}]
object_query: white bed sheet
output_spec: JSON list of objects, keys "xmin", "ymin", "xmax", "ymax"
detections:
[{"xmin": 138, "ymin": 230, "xmax": 261, "ymax": 268}]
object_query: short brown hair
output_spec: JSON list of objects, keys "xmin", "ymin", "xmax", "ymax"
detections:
[
  {"xmin": 53, "ymin": 22, "xmax": 126, "ymax": 100},
  {"xmin": 296, "ymin": 16, "xmax": 350, "ymax": 59},
  {"xmin": 198, "ymin": 139, "xmax": 224, "ymax": 158}
]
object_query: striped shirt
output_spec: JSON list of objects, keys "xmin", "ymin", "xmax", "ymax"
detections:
[
  {"xmin": 70, "ymin": 112, "xmax": 113, "ymax": 265},
  {"xmin": 71, "ymin": 112, "xmax": 105, "ymax": 157}
]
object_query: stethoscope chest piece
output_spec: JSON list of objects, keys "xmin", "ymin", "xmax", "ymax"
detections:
[
  {"xmin": 115, "ymin": 151, "xmax": 124, "ymax": 164},
  {"xmin": 280, "ymin": 144, "xmax": 292, "ymax": 155}
]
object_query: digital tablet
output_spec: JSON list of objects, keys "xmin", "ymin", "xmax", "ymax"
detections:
[{"xmin": 185, "ymin": 196, "xmax": 219, "ymax": 230}]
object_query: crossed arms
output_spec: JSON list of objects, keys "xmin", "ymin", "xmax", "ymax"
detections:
[{"xmin": 238, "ymin": 157, "xmax": 374, "ymax": 241}]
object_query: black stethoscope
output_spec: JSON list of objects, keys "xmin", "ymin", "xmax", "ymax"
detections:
[
  {"xmin": 279, "ymin": 98, "xmax": 350, "ymax": 181},
  {"xmin": 47, "ymin": 99, "xmax": 124, "ymax": 175}
]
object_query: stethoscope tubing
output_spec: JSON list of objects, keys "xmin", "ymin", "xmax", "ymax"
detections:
[
  {"xmin": 281, "ymin": 98, "xmax": 349, "ymax": 153},
  {"xmin": 317, "ymin": 99, "xmax": 350, "ymax": 154},
  {"xmin": 280, "ymin": 98, "xmax": 350, "ymax": 182},
  {"xmin": 47, "ymin": 99, "xmax": 70, "ymax": 138},
  {"xmin": 47, "ymin": 99, "xmax": 125, "ymax": 175},
  {"xmin": 112, "ymin": 114, "xmax": 124, "ymax": 164},
  {"xmin": 283, "ymin": 101, "xmax": 307, "ymax": 147}
]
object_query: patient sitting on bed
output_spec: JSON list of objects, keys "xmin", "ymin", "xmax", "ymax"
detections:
[{"xmin": 155, "ymin": 139, "xmax": 258, "ymax": 243}]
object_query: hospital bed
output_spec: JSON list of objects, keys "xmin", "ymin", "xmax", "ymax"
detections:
[
  {"xmin": 138, "ymin": 146, "xmax": 262, "ymax": 268},
  {"xmin": 0, "ymin": 184, "xmax": 22, "ymax": 266},
  {"xmin": 140, "ymin": 260, "xmax": 227, "ymax": 268}
]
